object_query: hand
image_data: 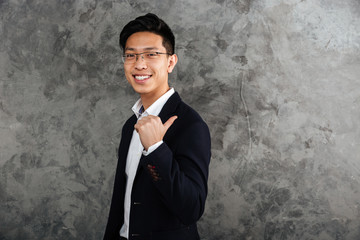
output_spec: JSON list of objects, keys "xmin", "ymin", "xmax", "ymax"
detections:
[{"xmin": 134, "ymin": 115, "xmax": 178, "ymax": 151}]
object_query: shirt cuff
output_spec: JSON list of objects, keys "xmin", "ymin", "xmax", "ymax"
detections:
[{"xmin": 143, "ymin": 141, "xmax": 163, "ymax": 156}]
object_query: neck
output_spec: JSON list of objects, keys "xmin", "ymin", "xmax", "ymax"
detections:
[{"xmin": 140, "ymin": 87, "xmax": 171, "ymax": 110}]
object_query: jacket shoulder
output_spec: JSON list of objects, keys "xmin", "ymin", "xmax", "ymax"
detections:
[{"xmin": 175, "ymin": 100, "xmax": 208, "ymax": 127}]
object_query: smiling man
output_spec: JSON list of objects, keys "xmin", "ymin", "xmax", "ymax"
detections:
[{"xmin": 103, "ymin": 13, "xmax": 211, "ymax": 240}]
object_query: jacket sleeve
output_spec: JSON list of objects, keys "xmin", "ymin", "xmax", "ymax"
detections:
[{"xmin": 139, "ymin": 120, "xmax": 211, "ymax": 225}]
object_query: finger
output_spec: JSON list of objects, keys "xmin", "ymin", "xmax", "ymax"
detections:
[
  {"xmin": 163, "ymin": 116, "xmax": 178, "ymax": 131},
  {"xmin": 134, "ymin": 123, "xmax": 140, "ymax": 132}
]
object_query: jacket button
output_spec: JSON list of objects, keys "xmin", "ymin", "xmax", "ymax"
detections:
[{"xmin": 133, "ymin": 202, "xmax": 141, "ymax": 205}]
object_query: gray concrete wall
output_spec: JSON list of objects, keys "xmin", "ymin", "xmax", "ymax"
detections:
[{"xmin": 1, "ymin": 0, "xmax": 359, "ymax": 239}]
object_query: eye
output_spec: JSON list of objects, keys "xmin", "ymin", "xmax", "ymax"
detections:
[
  {"xmin": 146, "ymin": 52, "xmax": 158, "ymax": 58},
  {"xmin": 125, "ymin": 53, "xmax": 135, "ymax": 58}
]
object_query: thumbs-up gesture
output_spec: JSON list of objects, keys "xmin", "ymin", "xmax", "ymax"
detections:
[{"xmin": 134, "ymin": 115, "xmax": 178, "ymax": 151}]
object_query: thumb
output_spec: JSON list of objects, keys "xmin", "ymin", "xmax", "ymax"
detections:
[{"xmin": 163, "ymin": 116, "xmax": 178, "ymax": 131}]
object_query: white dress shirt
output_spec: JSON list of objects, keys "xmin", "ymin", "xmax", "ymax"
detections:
[{"xmin": 120, "ymin": 88, "xmax": 175, "ymax": 239}]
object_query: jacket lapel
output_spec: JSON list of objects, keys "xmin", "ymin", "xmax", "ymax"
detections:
[
  {"xmin": 118, "ymin": 115, "xmax": 137, "ymax": 168},
  {"xmin": 158, "ymin": 91, "xmax": 182, "ymax": 123}
]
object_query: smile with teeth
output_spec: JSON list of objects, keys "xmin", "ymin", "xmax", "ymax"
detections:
[{"xmin": 134, "ymin": 75, "xmax": 151, "ymax": 80}]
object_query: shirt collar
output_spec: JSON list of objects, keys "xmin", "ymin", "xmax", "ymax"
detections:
[{"xmin": 131, "ymin": 88, "xmax": 175, "ymax": 119}]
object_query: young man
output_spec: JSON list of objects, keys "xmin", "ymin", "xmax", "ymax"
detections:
[{"xmin": 104, "ymin": 13, "xmax": 211, "ymax": 240}]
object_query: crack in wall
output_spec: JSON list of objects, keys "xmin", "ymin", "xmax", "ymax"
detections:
[{"xmin": 232, "ymin": 70, "xmax": 253, "ymax": 187}]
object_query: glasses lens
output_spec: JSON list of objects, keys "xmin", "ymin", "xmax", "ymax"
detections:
[
  {"xmin": 144, "ymin": 52, "xmax": 160, "ymax": 60},
  {"xmin": 122, "ymin": 52, "xmax": 167, "ymax": 64},
  {"xmin": 123, "ymin": 53, "xmax": 136, "ymax": 63}
]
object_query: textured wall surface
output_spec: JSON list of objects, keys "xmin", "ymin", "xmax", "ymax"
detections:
[{"xmin": 1, "ymin": 0, "xmax": 359, "ymax": 239}]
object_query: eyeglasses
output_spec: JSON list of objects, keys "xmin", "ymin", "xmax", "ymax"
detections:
[{"xmin": 122, "ymin": 51, "xmax": 170, "ymax": 64}]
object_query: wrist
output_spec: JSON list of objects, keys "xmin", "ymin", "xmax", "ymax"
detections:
[{"xmin": 143, "ymin": 141, "xmax": 163, "ymax": 156}]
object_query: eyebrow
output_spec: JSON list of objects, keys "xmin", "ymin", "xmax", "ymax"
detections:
[{"xmin": 125, "ymin": 47, "xmax": 159, "ymax": 51}]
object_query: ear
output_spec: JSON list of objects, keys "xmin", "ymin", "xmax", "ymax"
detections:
[{"xmin": 167, "ymin": 54, "xmax": 178, "ymax": 73}]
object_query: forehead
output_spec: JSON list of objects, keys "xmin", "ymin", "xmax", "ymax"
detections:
[{"xmin": 125, "ymin": 32, "xmax": 165, "ymax": 51}]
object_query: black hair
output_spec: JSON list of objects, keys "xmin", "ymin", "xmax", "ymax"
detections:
[{"xmin": 119, "ymin": 13, "xmax": 175, "ymax": 54}]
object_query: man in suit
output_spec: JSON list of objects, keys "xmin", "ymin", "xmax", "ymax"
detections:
[{"xmin": 104, "ymin": 13, "xmax": 211, "ymax": 240}]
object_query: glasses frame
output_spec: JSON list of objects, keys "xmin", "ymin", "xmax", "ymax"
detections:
[{"xmin": 122, "ymin": 51, "xmax": 171, "ymax": 64}]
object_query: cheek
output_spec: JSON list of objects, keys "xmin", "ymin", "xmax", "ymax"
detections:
[
  {"xmin": 124, "ymin": 67, "xmax": 132, "ymax": 78},
  {"xmin": 124, "ymin": 71, "xmax": 133, "ymax": 83},
  {"xmin": 124, "ymin": 63, "xmax": 133, "ymax": 72},
  {"xmin": 157, "ymin": 62, "xmax": 170, "ymax": 74}
]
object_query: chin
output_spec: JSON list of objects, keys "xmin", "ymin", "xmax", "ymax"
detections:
[{"xmin": 132, "ymin": 85, "xmax": 152, "ymax": 95}]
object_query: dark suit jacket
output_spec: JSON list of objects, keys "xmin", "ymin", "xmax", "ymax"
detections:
[{"xmin": 104, "ymin": 92, "xmax": 211, "ymax": 240}]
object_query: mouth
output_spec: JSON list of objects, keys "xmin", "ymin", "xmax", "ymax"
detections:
[{"xmin": 133, "ymin": 75, "xmax": 152, "ymax": 83}]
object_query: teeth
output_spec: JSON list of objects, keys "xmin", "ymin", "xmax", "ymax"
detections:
[{"xmin": 134, "ymin": 75, "xmax": 150, "ymax": 80}]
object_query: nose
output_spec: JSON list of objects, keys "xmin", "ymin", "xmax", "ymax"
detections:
[{"xmin": 134, "ymin": 54, "xmax": 147, "ymax": 70}]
